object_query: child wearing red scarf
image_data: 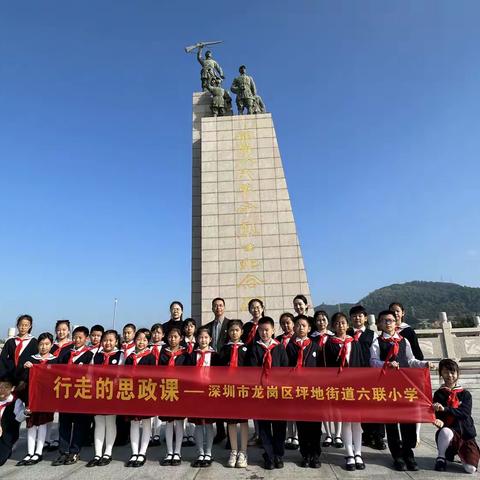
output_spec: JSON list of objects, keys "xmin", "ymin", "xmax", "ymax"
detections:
[
  {"xmin": 324, "ymin": 312, "xmax": 364, "ymax": 471},
  {"xmin": 217, "ymin": 319, "xmax": 249, "ymax": 468},
  {"xmin": 370, "ymin": 310, "xmax": 431, "ymax": 472},
  {"xmin": 433, "ymin": 358, "xmax": 479, "ymax": 473},
  {"xmin": 247, "ymin": 316, "xmax": 288, "ymax": 470},
  {"xmin": 159, "ymin": 326, "xmax": 191, "ymax": 466},
  {"xmin": 53, "ymin": 326, "xmax": 94, "ymax": 466},
  {"xmin": 286, "ymin": 315, "xmax": 322, "ymax": 468}
]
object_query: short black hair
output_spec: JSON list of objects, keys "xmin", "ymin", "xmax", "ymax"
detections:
[
  {"xmin": 150, "ymin": 323, "xmax": 163, "ymax": 333},
  {"xmin": 349, "ymin": 305, "xmax": 367, "ymax": 316},
  {"xmin": 389, "ymin": 302, "xmax": 404, "ymax": 312},
  {"xmin": 37, "ymin": 332, "xmax": 54, "ymax": 344},
  {"xmin": 331, "ymin": 312, "xmax": 348, "ymax": 325},
  {"xmin": 17, "ymin": 314, "xmax": 33, "ymax": 333},
  {"xmin": 90, "ymin": 324, "xmax": 104, "ymax": 334},
  {"xmin": 258, "ymin": 316, "xmax": 274, "ymax": 328},
  {"xmin": 0, "ymin": 373, "xmax": 15, "ymax": 387},
  {"xmin": 227, "ymin": 319, "xmax": 243, "ymax": 330},
  {"xmin": 170, "ymin": 300, "xmax": 184, "ymax": 311},
  {"xmin": 134, "ymin": 328, "xmax": 151, "ymax": 341},
  {"xmin": 378, "ymin": 310, "xmax": 396, "ymax": 322},
  {"xmin": 294, "ymin": 314, "xmax": 310, "ymax": 324},
  {"xmin": 55, "ymin": 319, "xmax": 70, "ymax": 330},
  {"xmin": 167, "ymin": 327, "xmax": 183, "ymax": 338},
  {"xmin": 196, "ymin": 326, "xmax": 211, "ymax": 338},
  {"xmin": 184, "ymin": 318, "xmax": 197, "ymax": 328},
  {"xmin": 248, "ymin": 298, "xmax": 264, "ymax": 312},
  {"xmin": 102, "ymin": 329, "xmax": 119, "ymax": 342},
  {"xmin": 123, "ymin": 323, "xmax": 136, "ymax": 331},
  {"xmin": 212, "ymin": 297, "xmax": 225, "ymax": 307},
  {"xmin": 72, "ymin": 326, "xmax": 89, "ymax": 337},
  {"xmin": 313, "ymin": 310, "xmax": 329, "ymax": 321},
  {"xmin": 439, "ymin": 358, "xmax": 459, "ymax": 377},
  {"xmin": 279, "ymin": 312, "xmax": 294, "ymax": 322}
]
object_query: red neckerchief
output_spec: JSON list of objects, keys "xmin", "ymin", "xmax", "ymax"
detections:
[
  {"xmin": 129, "ymin": 349, "xmax": 152, "ymax": 366},
  {"xmin": 195, "ymin": 348, "xmax": 213, "ymax": 367},
  {"xmin": 258, "ymin": 339, "xmax": 279, "ymax": 369},
  {"xmin": 68, "ymin": 345, "xmax": 90, "ymax": 364},
  {"xmin": 122, "ymin": 341, "xmax": 135, "ymax": 357},
  {"xmin": 315, "ymin": 332, "xmax": 330, "ymax": 348},
  {"xmin": 295, "ymin": 338, "xmax": 311, "ymax": 368},
  {"xmin": 14, "ymin": 336, "xmax": 31, "ymax": 366},
  {"xmin": 441, "ymin": 385, "xmax": 464, "ymax": 409},
  {"xmin": 379, "ymin": 334, "xmax": 403, "ymax": 373},
  {"xmin": 330, "ymin": 336, "xmax": 353, "ymax": 372},
  {"xmin": 353, "ymin": 329, "xmax": 363, "ymax": 342},
  {"xmin": 229, "ymin": 343, "xmax": 242, "ymax": 367},
  {"xmin": 246, "ymin": 322, "xmax": 259, "ymax": 345},
  {"xmin": 281, "ymin": 332, "xmax": 293, "ymax": 347},
  {"xmin": 186, "ymin": 340, "xmax": 195, "ymax": 354},
  {"xmin": 165, "ymin": 348, "xmax": 185, "ymax": 366},
  {"xmin": 52, "ymin": 341, "xmax": 73, "ymax": 358},
  {"xmin": 151, "ymin": 344, "xmax": 162, "ymax": 363},
  {"xmin": 102, "ymin": 350, "xmax": 118, "ymax": 365}
]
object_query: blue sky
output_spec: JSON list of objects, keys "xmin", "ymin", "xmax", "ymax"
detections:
[{"xmin": 1, "ymin": 1, "xmax": 479, "ymax": 333}]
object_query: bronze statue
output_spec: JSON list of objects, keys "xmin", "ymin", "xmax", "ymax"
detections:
[
  {"xmin": 185, "ymin": 41, "xmax": 225, "ymax": 91},
  {"xmin": 206, "ymin": 78, "xmax": 232, "ymax": 117},
  {"xmin": 252, "ymin": 94, "xmax": 266, "ymax": 114},
  {"xmin": 230, "ymin": 65, "xmax": 257, "ymax": 115}
]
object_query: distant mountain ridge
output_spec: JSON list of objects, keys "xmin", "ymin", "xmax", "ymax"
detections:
[{"xmin": 316, "ymin": 281, "xmax": 480, "ymax": 327}]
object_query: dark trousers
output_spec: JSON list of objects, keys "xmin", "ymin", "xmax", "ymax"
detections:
[
  {"xmin": 59, "ymin": 413, "xmax": 89, "ymax": 454},
  {"xmin": 297, "ymin": 421, "xmax": 322, "ymax": 458},
  {"xmin": 258, "ymin": 420, "xmax": 286, "ymax": 460},
  {"xmin": 362, "ymin": 422, "xmax": 385, "ymax": 440},
  {"xmin": 385, "ymin": 423, "xmax": 417, "ymax": 460}
]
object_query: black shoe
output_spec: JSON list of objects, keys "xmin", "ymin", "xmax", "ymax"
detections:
[
  {"xmin": 133, "ymin": 454, "xmax": 146, "ymax": 467},
  {"xmin": 52, "ymin": 453, "xmax": 68, "ymax": 466},
  {"xmin": 201, "ymin": 454, "xmax": 213, "ymax": 467},
  {"xmin": 322, "ymin": 436, "xmax": 333, "ymax": 448},
  {"xmin": 192, "ymin": 455, "xmax": 204, "ymax": 467},
  {"xmin": 393, "ymin": 458, "xmax": 407, "ymax": 471},
  {"xmin": 310, "ymin": 455, "xmax": 322, "ymax": 468},
  {"xmin": 371, "ymin": 437, "xmax": 387, "ymax": 450},
  {"xmin": 274, "ymin": 456, "xmax": 284, "ymax": 469},
  {"xmin": 334, "ymin": 436, "xmax": 344, "ymax": 448},
  {"xmin": 97, "ymin": 455, "xmax": 112, "ymax": 466},
  {"xmin": 171, "ymin": 453, "xmax": 181, "ymax": 466},
  {"xmin": 263, "ymin": 453, "xmax": 274, "ymax": 470},
  {"xmin": 86, "ymin": 456, "xmax": 100, "ymax": 467},
  {"xmin": 16, "ymin": 455, "xmax": 32, "ymax": 466},
  {"xmin": 345, "ymin": 456, "xmax": 356, "ymax": 471},
  {"xmin": 213, "ymin": 432, "xmax": 226, "ymax": 444},
  {"xmin": 354, "ymin": 454, "xmax": 365, "ymax": 470},
  {"xmin": 405, "ymin": 457, "xmax": 418, "ymax": 471},
  {"xmin": 126, "ymin": 455, "xmax": 138, "ymax": 467},
  {"xmin": 301, "ymin": 456, "xmax": 310, "ymax": 468},
  {"xmin": 160, "ymin": 453, "xmax": 172, "ymax": 466},
  {"xmin": 435, "ymin": 456, "xmax": 446, "ymax": 472},
  {"xmin": 26, "ymin": 454, "xmax": 43, "ymax": 466},
  {"xmin": 64, "ymin": 453, "xmax": 79, "ymax": 465}
]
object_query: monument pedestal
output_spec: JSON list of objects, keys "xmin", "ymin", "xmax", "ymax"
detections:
[{"xmin": 192, "ymin": 92, "xmax": 312, "ymax": 323}]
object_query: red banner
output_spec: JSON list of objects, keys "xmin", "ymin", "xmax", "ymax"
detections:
[{"xmin": 29, "ymin": 365, "xmax": 434, "ymax": 423}]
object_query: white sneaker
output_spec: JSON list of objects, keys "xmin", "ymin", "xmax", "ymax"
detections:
[
  {"xmin": 236, "ymin": 451, "xmax": 248, "ymax": 468},
  {"xmin": 227, "ymin": 450, "xmax": 237, "ymax": 468}
]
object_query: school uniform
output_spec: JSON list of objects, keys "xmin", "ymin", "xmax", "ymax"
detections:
[
  {"xmin": 287, "ymin": 338, "xmax": 322, "ymax": 463},
  {"xmin": 93, "ymin": 349, "xmax": 123, "ymax": 366},
  {"xmin": 0, "ymin": 394, "xmax": 23, "ymax": 466},
  {"xmin": 324, "ymin": 335, "xmax": 362, "ymax": 369},
  {"xmin": 149, "ymin": 342, "xmax": 165, "ymax": 364},
  {"xmin": 21, "ymin": 354, "xmax": 57, "ymax": 427},
  {"xmin": 433, "ymin": 385, "xmax": 480, "ymax": 467},
  {"xmin": 57, "ymin": 346, "xmax": 95, "ymax": 456},
  {"xmin": 50, "ymin": 341, "xmax": 74, "ymax": 358},
  {"xmin": 121, "ymin": 341, "xmax": 136, "ymax": 360},
  {"xmin": 347, "ymin": 326, "xmax": 385, "ymax": 447},
  {"xmin": 276, "ymin": 332, "xmax": 293, "ymax": 348},
  {"xmin": 181, "ymin": 338, "xmax": 196, "ymax": 355},
  {"xmin": 241, "ymin": 320, "xmax": 260, "ymax": 346},
  {"xmin": 397, "ymin": 323, "xmax": 424, "ymax": 360},
  {"xmin": 370, "ymin": 332, "xmax": 428, "ymax": 467},
  {"xmin": 162, "ymin": 319, "xmax": 185, "ymax": 338},
  {"xmin": 216, "ymin": 342, "xmax": 248, "ymax": 425},
  {"xmin": 248, "ymin": 339, "xmax": 288, "ymax": 466},
  {"xmin": 0, "ymin": 335, "xmax": 38, "ymax": 401}
]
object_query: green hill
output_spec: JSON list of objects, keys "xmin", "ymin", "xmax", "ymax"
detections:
[{"xmin": 316, "ymin": 281, "xmax": 480, "ymax": 328}]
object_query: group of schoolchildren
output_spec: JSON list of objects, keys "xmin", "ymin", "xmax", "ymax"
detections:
[{"xmin": 0, "ymin": 295, "xmax": 478, "ymax": 474}]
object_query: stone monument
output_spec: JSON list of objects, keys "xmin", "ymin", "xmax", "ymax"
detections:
[{"xmin": 188, "ymin": 45, "xmax": 312, "ymax": 323}]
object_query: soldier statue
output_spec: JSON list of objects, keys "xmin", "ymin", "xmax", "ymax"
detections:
[
  {"xmin": 197, "ymin": 47, "xmax": 224, "ymax": 91},
  {"xmin": 230, "ymin": 65, "xmax": 257, "ymax": 115},
  {"xmin": 206, "ymin": 78, "xmax": 232, "ymax": 117}
]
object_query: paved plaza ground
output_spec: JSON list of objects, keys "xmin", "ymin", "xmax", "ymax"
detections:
[{"xmin": 2, "ymin": 373, "xmax": 479, "ymax": 479}]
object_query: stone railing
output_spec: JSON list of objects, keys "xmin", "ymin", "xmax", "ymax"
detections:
[{"xmin": 368, "ymin": 313, "xmax": 480, "ymax": 365}]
